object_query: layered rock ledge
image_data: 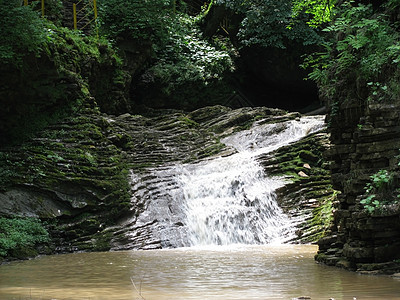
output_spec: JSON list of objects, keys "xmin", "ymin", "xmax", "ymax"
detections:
[
  {"xmin": 0, "ymin": 105, "xmax": 333, "ymax": 256},
  {"xmin": 316, "ymin": 101, "xmax": 400, "ymax": 274}
]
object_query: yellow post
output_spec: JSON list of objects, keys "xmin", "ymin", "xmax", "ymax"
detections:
[
  {"xmin": 73, "ymin": 3, "xmax": 77, "ymax": 30},
  {"xmin": 93, "ymin": 0, "xmax": 97, "ymax": 19},
  {"xmin": 41, "ymin": 0, "xmax": 45, "ymax": 17},
  {"xmin": 24, "ymin": 0, "xmax": 28, "ymax": 6},
  {"xmin": 93, "ymin": 0, "xmax": 99, "ymax": 38}
]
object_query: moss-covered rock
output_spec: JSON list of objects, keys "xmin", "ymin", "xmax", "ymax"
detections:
[
  {"xmin": 0, "ymin": 24, "xmax": 129, "ymax": 146},
  {"xmin": 259, "ymin": 129, "xmax": 337, "ymax": 243},
  {"xmin": 0, "ymin": 105, "xmax": 335, "ymax": 257}
]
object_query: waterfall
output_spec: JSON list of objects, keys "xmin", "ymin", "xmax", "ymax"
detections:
[
  {"xmin": 126, "ymin": 115, "xmax": 325, "ymax": 249},
  {"xmin": 174, "ymin": 116, "xmax": 325, "ymax": 246}
]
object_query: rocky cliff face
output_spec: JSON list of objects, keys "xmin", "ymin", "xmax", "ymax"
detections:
[
  {"xmin": 316, "ymin": 100, "xmax": 400, "ymax": 274},
  {"xmin": 0, "ymin": 26, "xmax": 131, "ymax": 146},
  {"xmin": 0, "ymin": 105, "xmax": 334, "ymax": 256},
  {"xmin": 261, "ymin": 129, "xmax": 335, "ymax": 244}
]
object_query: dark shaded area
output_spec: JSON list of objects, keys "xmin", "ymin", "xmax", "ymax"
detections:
[
  {"xmin": 200, "ymin": 3, "xmax": 321, "ymax": 113},
  {"xmin": 234, "ymin": 46, "xmax": 320, "ymax": 112}
]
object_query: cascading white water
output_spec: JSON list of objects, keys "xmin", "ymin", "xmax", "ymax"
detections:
[{"xmin": 174, "ymin": 116, "xmax": 325, "ymax": 246}]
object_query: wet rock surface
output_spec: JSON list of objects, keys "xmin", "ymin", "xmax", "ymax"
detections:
[
  {"xmin": 0, "ymin": 105, "xmax": 333, "ymax": 253},
  {"xmin": 260, "ymin": 130, "xmax": 335, "ymax": 243},
  {"xmin": 316, "ymin": 101, "xmax": 400, "ymax": 274}
]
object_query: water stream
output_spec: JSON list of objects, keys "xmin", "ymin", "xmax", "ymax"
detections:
[
  {"xmin": 177, "ymin": 117, "xmax": 325, "ymax": 246},
  {"xmin": 1, "ymin": 245, "xmax": 400, "ymax": 299},
  {"xmin": 2, "ymin": 115, "xmax": 400, "ymax": 299},
  {"xmin": 135, "ymin": 116, "xmax": 325, "ymax": 247}
]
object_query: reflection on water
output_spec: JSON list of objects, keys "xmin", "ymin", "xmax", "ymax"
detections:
[{"xmin": 1, "ymin": 245, "xmax": 400, "ymax": 300}]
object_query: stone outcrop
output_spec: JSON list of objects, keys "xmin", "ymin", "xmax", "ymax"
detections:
[
  {"xmin": 260, "ymin": 129, "xmax": 336, "ymax": 243},
  {"xmin": 316, "ymin": 101, "xmax": 400, "ymax": 274},
  {"xmin": 0, "ymin": 105, "xmax": 334, "ymax": 255},
  {"xmin": 0, "ymin": 27, "xmax": 131, "ymax": 146}
]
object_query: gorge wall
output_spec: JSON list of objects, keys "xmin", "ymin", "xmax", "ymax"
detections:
[{"xmin": 316, "ymin": 99, "xmax": 400, "ymax": 274}]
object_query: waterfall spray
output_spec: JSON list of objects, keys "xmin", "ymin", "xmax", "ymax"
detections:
[
  {"xmin": 126, "ymin": 115, "xmax": 325, "ymax": 249},
  {"xmin": 174, "ymin": 116, "xmax": 325, "ymax": 246}
]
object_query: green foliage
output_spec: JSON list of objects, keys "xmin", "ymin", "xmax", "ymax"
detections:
[
  {"xmin": 146, "ymin": 15, "xmax": 234, "ymax": 91},
  {"xmin": 84, "ymin": 152, "xmax": 97, "ymax": 166},
  {"xmin": 0, "ymin": 1, "xmax": 47, "ymax": 66},
  {"xmin": 292, "ymin": 0, "xmax": 336, "ymax": 27},
  {"xmin": 0, "ymin": 153, "xmax": 23, "ymax": 189},
  {"xmin": 304, "ymin": 1, "xmax": 400, "ymax": 103},
  {"xmin": 327, "ymin": 4, "xmax": 396, "ymax": 80},
  {"xmin": 216, "ymin": 0, "xmax": 322, "ymax": 48},
  {"xmin": 0, "ymin": 15, "xmax": 126, "ymax": 145},
  {"xmin": 98, "ymin": 0, "xmax": 172, "ymax": 44},
  {"xmin": 139, "ymin": 13, "xmax": 235, "ymax": 108},
  {"xmin": 360, "ymin": 170, "xmax": 398, "ymax": 213},
  {"xmin": 308, "ymin": 190, "xmax": 336, "ymax": 241},
  {"xmin": 0, "ymin": 217, "xmax": 50, "ymax": 258},
  {"xmin": 386, "ymin": 0, "xmax": 400, "ymax": 9},
  {"xmin": 98, "ymin": 0, "xmax": 236, "ymax": 108},
  {"xmin": 366, "ymin": 170, "xmax": 392, "ymax": 193},
  {"xmin": 43, "ymin": 0, "xmax": 64, "ymax": 25}
]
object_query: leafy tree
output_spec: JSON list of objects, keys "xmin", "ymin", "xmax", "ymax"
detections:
[
  {"xmin": 147, "ymin": 15, "xmax": 234, "ymax": 90},
  {"xmin": 292, "ymin": 0, "xmax": 336, "ymax": 27},
  {"xmin": 215, "ymin": 0, "xmax": 323, "ymax": 48},
  {"xmin": 98, "ymin": 0, "xmax": 235, "ymax": 108},
  {"xmin": 0, "ymin": 0, "xmax": 47, "ymax": 66},
  {"xmin": 98, "ymin": 0, "xmax": 173, "ymax": 45},
  {"xmin": 138, "ymin": 13, "xmax": 235, "ymax": 108},
  {"xmin": 303, "ymin": 1, "xmax": 400, "ymax": 103}
]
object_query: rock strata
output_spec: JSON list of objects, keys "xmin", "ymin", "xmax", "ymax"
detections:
[
  {"xmin": 260, "ymin": 129, "xmax": 336, "ymax": 243},
  {"xmin": 316, "ymin": 101, "xmax": 400, "ymax": 274},
  {"xmin": 0, "ymin": 105, "xmax": 334, "ymax": 255}
]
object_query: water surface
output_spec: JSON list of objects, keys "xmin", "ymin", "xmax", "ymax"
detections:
[{"xmin": 1, "ymin": 245, "xmax": 400, "ymax": 300}]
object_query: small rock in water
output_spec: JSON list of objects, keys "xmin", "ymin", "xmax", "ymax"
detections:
[
  {"xmin": 392, "ymin": 273, "xmax": 400, "ymax": 278},
  {"xmin": 298, "ymin": 171, "xmax": 309, "ymax": 177},
  {"xmin": 292, "ymin": 297, "xmax": 311, "ymax": 300}
]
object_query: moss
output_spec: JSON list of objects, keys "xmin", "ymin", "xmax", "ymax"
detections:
[
  {"xmin": 11, "ymin": 248, "xmax": 39, "ymax": 259},
  {"xmin": 179, "ymin": 116, "xmax": 200, "ymax": 128},
  {"xmin": 197, "ymin": 142, "xmax": 225, "ymax": 158},
  {"xmin": 1, "ymin": 16, "xmax": 127, "ymax": 146},
  {"xmin": 92, "ymin": 231, "xmax": 113, "ymax": 251},
  {"xmin": 0, "ymin": 104, "xmax": 133, "ymax": 247},
  {"xmin": 130, "ymin": 162, "xmax": 157, "ymax": 170},
  {"xmin": 303, "ymin": 188, "xmax": 334, "ymax": 198},
  {"xmin": 308, "ymin": 193, "xmax": 336, "ymax": 240},
  {"xmin": 299, "ymin": 149, "xmax": 319, "ymax": 162},
  {"xmin": 270, "ymin": 130, "xmax": 337, "ymax": 243},
  {"xmin": 315, "ymin": 252, "xmax": 328, "ymax": 261}
]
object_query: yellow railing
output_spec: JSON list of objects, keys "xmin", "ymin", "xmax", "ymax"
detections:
[
  {"xmin": 220, "ymin": 16, "xmax": 229, "ymax": 35},
  {"xmin": 73, "ymin": 0, "xmax": 98, "ymax": 31},
  {"xmin": 24, "ymin": 0, "xmax": 45, "ymax": 17}
]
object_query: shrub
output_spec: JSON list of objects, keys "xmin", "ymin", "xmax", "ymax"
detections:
[
  {"xmin": 216, "ymin": 0, "xmax": 322, "ymax": 49},
  {"xmin": 142, "ymin": 14, "xmax": 235, "ymax": 99},
  {"xmin": 303, "ymin": 2, "xmax": 400, "ymax": 103},
  {"xmin": 0, "ymin": 0, "xmax": 47, "ymax": 66},
  {"xmin": 0, "ymin": 217, "xmax": 50, "ymax": 258},
  {"xmin": 98, "ymin": 0, "xmax": 172, "ymax": 44},
  {"xmin": 360, "ymin": 170, "xmax": 399, "ymax": 213}
]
